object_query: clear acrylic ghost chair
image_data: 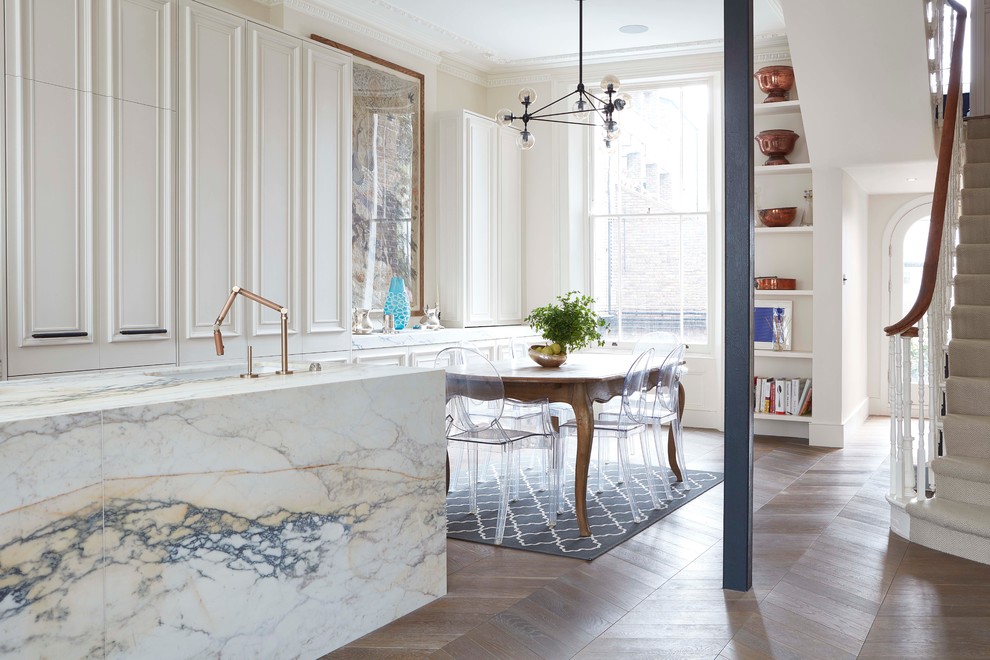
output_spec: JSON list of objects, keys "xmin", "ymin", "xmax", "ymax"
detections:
[
  {"xmin": 650, "ymin": 344, "xmax": 689, "ymax": 488},
  {"xmin": 436, "ymin": 346, "xmax": 559, "ymax": 544},
  {"xmin": 456, "ymin": 340, "xmax": 553, "ymax": 492},
  {"xmin": 558, "ymin": 348, "xmax": 660, "ymax": 523}
]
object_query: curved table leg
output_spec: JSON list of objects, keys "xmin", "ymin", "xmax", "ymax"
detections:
[
  {"xmin": 667, "ymin": 383, "xmax": 686, "ymax": 482},
  {"xmin": 571, "ymin": 384, "xmax": 595, "ymax": 537}
]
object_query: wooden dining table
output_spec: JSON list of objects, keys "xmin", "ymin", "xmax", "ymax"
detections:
[{"xmin": 444, "ymin": 353, "xmax": 685, "ymax": 537}]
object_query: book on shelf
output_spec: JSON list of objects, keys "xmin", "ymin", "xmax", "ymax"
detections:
[{"xmin": 754, "ymin": 376, "xmax": 812, "ymax": 417}]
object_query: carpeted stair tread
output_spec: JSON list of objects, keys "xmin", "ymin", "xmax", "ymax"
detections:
[
  {"xmin": 967, "ymin": 116, "xmax": 990, "ymax": 140},
  {"xmin": 967, "ymin": 137, "xmax": 990, "ymax": 163},
  {"xmin": 964, "ymin": 163, "xmax": 990, "ymax": 188},
  {"xmin": 957, "ymin": 244, "xmax": 990, "ymax": 274},
  {"xmin": 952, "ymin": 305, "xmax": 990, "ymax": 339},
  {"xmin": 960, "ymin": 215, "xmax": 990, "ymax": 244},
  {"xmin": 932, "ymin": 457, "xmax": 990, "ymax": 508},
  {"xmin": 933, "ymin": 455, "xmax": 990, "ymax": 482},
  {"xmin": 961, "ymin": 189, "xmax": 990, "ymax": 215},
  {"xmin": 906, "ymin": 497, "xmax": 990, "ymax": 538},
  {"xmin": 949, "ymin": 338, "xmax": 990, "ymax": 376},
  {"xmin": 954, "ymin": 275, "xmax": 990, "ymax": 305},
  {"xmin": 947, "ymin": 376, "xmax": 990, "ymax": 415},
  {"xmin": 943, "ymin": 414, "xmax": 990, "ymax": 459}
]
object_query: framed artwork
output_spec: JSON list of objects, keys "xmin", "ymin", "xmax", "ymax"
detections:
[
  {"xmin": 754, "ymin": 300, "xmax": 792, "ymax": 350},
  {"xmin": 310, "ymin": 34, "xmax": 425, "ymax": 315}
]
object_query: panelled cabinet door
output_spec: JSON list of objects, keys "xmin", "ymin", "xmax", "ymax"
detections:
[
  {"xmin": 496, "ymin": 126, "xmax": 522, "ymax": 324},
  {"xmin": 98, "ymin": 0, "xmax": 176, "ymax": 369},
  {"xmin": 177, "ymin": 0, "xmax": 245, "ymax": 364},
  {"xmin": 300, "ymin": 42, "xmax": 351, "ymax": 354},
  {"xmin": 97, "ymin": 0, "xmax": 176, "ymax": 110},
  {"xmin": 4, "ymin": 0, "xmax": 95, "ymax": 91},
  {"xmin": 464, "ymin": 114, "xmax": 497, "ymax": 326},
  {"xmin": 245, "ymin": 21, "xmax": 301, "ymax": 359},
  {"xmin": 5, "ymin": 76, "xmax": 98, "ymax": 375}
]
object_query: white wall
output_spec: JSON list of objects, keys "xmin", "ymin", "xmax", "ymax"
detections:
[{"xmin": 841, "ymin": 171, "xmax": 870, "ymax": 428}]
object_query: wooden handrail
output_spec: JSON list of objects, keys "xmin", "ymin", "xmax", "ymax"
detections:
[{"xmin": 885, "ymin": 0, "xmax": 967, "ymax": 336}]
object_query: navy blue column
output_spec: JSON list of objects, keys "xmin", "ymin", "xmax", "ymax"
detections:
[{"xmin": 723, "ymin": 0, "xmax": 755, "ymax": 592}]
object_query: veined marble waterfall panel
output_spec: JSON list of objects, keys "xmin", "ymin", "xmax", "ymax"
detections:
[{"xmin": 0, "ymin": 369, "xmax": 447, "ymax": 659}]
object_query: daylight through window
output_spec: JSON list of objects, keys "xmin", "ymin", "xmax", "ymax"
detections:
[{"xmin": 590, "ymin": 79, "xmax": 713, "ymax": 345}]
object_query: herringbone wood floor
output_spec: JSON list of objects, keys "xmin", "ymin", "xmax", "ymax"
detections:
[{"xmin": 324, "ymin": 418, "xmax": 990, "ymax": 659}]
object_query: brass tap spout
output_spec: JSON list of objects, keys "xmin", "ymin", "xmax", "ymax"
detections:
[{"xmin": 212, "ymin": 286, "xmax": 293, "ymax": 375}]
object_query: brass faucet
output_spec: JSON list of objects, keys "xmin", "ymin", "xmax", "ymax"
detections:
[{"xmin": 213, "ymin": 286, "xmax": 293, "ymax": 375}]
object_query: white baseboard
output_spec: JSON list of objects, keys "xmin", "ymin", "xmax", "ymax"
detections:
[
  {"xmin": 683, "ymin": 409, "xmax": 722, "ymax": 432},
  {"xmin": 842, "ymin": 397, "xmax": 870, "ymax": 439},
  {"xmin": 809, "ymin": 422, "xmax": 844, "ymax": 447}
]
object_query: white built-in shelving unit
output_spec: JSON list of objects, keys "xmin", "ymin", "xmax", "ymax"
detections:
[{"xmin": 754, "ymin": 77, "xmax": 815, "ymax": 435}]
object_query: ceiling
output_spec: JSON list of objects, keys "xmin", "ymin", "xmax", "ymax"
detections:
[{"xmin": 309, "ymin": 0, "xmax": 788, "ymax": 72}]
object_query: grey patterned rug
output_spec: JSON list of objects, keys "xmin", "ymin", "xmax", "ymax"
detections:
[{"xmin": 446, "ymin": 462, "xmax": 723, "ymax": 560}]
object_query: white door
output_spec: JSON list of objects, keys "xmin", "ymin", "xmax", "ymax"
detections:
[
  {"xmin": 496, "ymin": 126, "xmax": 522, "ymax": 324},
  {"xmin": 300, "ymin": 42, "xmax": 351, "ymax": 354},
  {"xmin": 5, "ymin": 0, "xmax": 98, "ymax": 376},
  {"xmin": 177, "ymin": 0, "xmax": 245, "ymax": 363},
  {"xmin": 245, "ymin": 21, "xmax": 302, "ymax": 359},
  {"xmin": 98, "ymin": 0, "xmax": 176, "ymax": 368},
  {"xmin": 465, "ymin": 114, "xmax": 496, "ymax": 325}
]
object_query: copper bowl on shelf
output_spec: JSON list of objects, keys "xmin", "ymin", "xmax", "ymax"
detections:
[
  {"xmin": 755, "ymin": 129, "xmax": 800, "ymax": 166},
  {"xmin": 754, "ymin": 65, "xmax": 795, "ymax": 103},
  {"xmin": 754, "ymin": 276, "xmax": 797, "ymax": 290},
  {"xmin": 757, "ymin": 207, "xmax": 797, "ymax": 227}
]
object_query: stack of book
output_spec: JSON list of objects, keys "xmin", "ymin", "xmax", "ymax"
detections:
[{"xmin": 754, "ymin": 377, "xmax": 812, "ymax": 416}]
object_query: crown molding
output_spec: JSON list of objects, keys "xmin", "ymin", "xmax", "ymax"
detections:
[
  {"xmin": 487, "ymin": 73, "xmax": 554, "ymax": 88},
  {"xmin": 437, "ymin": 60, "xmax": 488, "ymax": 87},
  {"xmin": 275, "ymin": 0, "xmax": 442, "ymax": 64}
]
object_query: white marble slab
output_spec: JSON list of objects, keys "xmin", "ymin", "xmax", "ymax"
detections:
[
  {"xmin": 0, "ymin": 365, "xmax": 447, "ymax": 659},
  {"xmin": 352, "ymin": 324, "xmax": 538, "ymax": 351}
]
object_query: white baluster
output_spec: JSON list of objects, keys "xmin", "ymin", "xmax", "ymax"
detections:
[
  {"xmin": 917, "ymin": 322, "xmax": 928, "ymax": 499},
  {"xmin": 901, "ymin": 334, "xmax": 915, "ymax": 499},
  {"xmin": 891, "ymin": 336, "xmax": 903, "ymax": 498}
]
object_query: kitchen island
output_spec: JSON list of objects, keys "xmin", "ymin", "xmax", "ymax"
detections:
[{"xmin": 0, "ymin": 362, "xmax": 447, "ymax": 658}]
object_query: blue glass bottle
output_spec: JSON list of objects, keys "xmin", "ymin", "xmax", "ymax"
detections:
[{"xmin": 382, "ymin": 277, "xmax": 410, "ymax": 330}]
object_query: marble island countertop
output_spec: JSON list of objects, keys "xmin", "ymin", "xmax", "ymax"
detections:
[
  {"xmin": 352, "ymin": 324, "xmax": 538, "ymax": 350},
  {"xmin": 0, "ymin": 360, "xmax": 424, "ymax": 423}
]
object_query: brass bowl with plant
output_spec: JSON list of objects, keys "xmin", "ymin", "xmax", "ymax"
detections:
[{"xmin": 524, "ymin": 291, "xmax": 608, "ymax": 368}]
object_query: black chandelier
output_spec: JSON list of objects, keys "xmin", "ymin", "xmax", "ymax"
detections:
[{"xmin": 495, "ymin": 0, "xmax": 630, "ymax": 150}]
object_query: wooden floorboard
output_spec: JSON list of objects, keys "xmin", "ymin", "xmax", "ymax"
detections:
[{"xmin": 323, "ymin": 418, "xmax": 990, "ymax": 659}]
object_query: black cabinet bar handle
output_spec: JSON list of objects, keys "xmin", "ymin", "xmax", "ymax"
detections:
[
  {"xmin": 31, "ymin": 331, "xmax": 89, "ymax": 339},
  {"xmin": 120, "ymin": 328, "xmax": 168, "ymax": 335}
]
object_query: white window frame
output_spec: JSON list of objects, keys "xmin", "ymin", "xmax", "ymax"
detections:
[{"xmin": 586, "ymin": 72, "xmax": 721, "ymax": 355}]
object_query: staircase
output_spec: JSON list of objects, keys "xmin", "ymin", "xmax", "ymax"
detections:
[{"xmin": 905, "ymin": 115, "xmax": 990, "ymax": 564}]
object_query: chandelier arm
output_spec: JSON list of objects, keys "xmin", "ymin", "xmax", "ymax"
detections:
[
  {"xmin": 526, "ymin": 117, "xmax": 599, "ymax": 127},
  {"xmin": 525, "ymin": 89, "xmax": 582, "ymax": 118},
  {"xmin": 529, "ymin": 107, "xmax": 600, "ymax": 121}
]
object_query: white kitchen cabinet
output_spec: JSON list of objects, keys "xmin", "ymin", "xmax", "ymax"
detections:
[
  {"xmin": 177, "ymin": 1, "xmax": 350, "ymax": 364},
  {"xmin": 177, "ymin": 0, "xmax": 244, "ymax": 363},
  {"xmin": 245, "ymin": 21, "xmax": 302, "ymax": 359},
  {"xmin": 299, "ymin": 42, "xmax": 351, "ymax": 354},
  {"xmin": 436, "ymin": 109, "xmax": 522, "ymax": 328},
  {"xmin": 4, "ymin": 0, "xmax": 176, "ymax": 376}
]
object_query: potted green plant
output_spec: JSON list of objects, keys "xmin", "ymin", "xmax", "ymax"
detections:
[{"xmin": 524, "ymin": 291, "xmax": 608, "ymax": 367}]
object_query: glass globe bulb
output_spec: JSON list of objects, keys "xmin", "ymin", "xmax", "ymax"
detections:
[
  {"xmin": 604, "ymin": 120, "xmax": 620, "ymax": 141},
  {"xmin": 600, "ymin": 74, "xmax": 621, "ymax": 93},
  {"xmin": 516, "ymin": 129, "xmax": 536, "ymax": 150},
  {"xmin": 572, "ymin": 98, "xmax": 590, "ymax": 121},
  {"xmin": 495, "ymin": 108, "xmax": 514, "ymax": 127},
  {"xmin": 614, "ymin": 92, "xmax": 632, "ymax": 112},
  {"xmin": 518, "ymin": 87, "xmax": 537, "ymax": 104}
]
